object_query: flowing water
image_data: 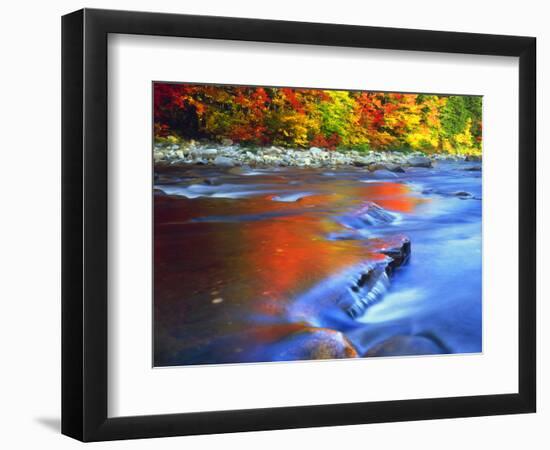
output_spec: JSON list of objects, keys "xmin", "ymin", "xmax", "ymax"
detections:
[{"xmin": 154, "ymin": 161, "xmax": 482, "ymax": 366}]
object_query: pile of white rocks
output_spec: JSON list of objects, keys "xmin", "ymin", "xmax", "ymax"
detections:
[{"xmin": 153, "ymin": 140, "xmax": 472, "ymax": 171}]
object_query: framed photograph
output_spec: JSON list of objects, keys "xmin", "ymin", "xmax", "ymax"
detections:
[{"xmin": 62, "ymin": 8, "xmax": 536, "ymax": 442}]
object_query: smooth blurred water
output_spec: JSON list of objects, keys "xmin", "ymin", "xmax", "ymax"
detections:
[
  {"xmin": 349, "ymin": 164, "xmax": 482, "ymax": 354},
  {"xmin": 154, "ymin": 161, "xmax": 482, "ymax": 366}
]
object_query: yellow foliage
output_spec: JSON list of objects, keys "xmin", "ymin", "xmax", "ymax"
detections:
[{"xmin": 453, "ymin": 118, "xmax": 479, "ymax": 155}]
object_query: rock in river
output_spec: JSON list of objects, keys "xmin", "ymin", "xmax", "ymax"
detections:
[
  {"xmin": 355, "ymin": 201, "xmax": 397, "ymax": 225},
  {"xmin": 271, "ymin": 327, "xmax": 358, "ymax": 361},
  {"xmin": 213, "ymin": 155, "xmax": 236, "ymax": 167},
  {"xmin": 352, "ymin": 156, "xmax": 373, "ymax": 167},
  {"xmin": 453, "ymin": 191, "xmax": 474, "ymax": 199},
  {"xmin": 340, "ymin": 235, "xmax": 411, "ymax": 318},
  {"xmin": 380, "ymin": 238, "xmax": 412, "ymax": 273},
  {"xmin": 337, "ymin": 201, "xmax": 397, "ymax": 229},
  {"xmin": 365, "ymin": 335, "xmax": 449, "ymax": 357},
  {"xmin": 407, "ymin": 156, "xmax": 433, "ymax": 168},
  {"xmin": 369, "ymin": 163, "xmax": 405, "ymax": 173},
  {"xmin": 465, "ymin": 155, "xmax": 482, "ymax": 162}
]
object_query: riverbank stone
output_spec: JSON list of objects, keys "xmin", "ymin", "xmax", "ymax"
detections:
[
  {"xmin": 153, "ymin": 141, "xmax": 481, "ymax": 169},
  {"xmin": 213, "ymin": 156, "xmax": 236, "ymax": 167}
]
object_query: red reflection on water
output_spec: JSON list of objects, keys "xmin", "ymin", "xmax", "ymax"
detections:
[
  {"xmin": 358, "ymin": 182, "xmax": 421, "ymax": 213},
  {"xmin": 238, "ymin": 214, "xmax": 365, "ymax": 313},
  {"xmin": 154, "ymin": 181, "xmax": 421, "ymax": 317}
]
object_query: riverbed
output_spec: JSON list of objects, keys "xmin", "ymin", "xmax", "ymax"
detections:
[{"xmin": 154, "ymin": 161, "xmax": 482, "ymax": 366}]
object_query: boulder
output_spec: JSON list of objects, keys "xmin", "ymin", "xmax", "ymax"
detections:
[
  {"xmin": 263, "ymin": 146, "xmax": 284, "ymax": 156},
  {"xmin": 175, "ymin": 149, "xmax": 187, "ymax": 159},
  {"xmin": 153, "ymin": 152, "xmax": 165, "ymax": 163},
  {"xmin": 213, "ymin": 156, "xmax": 236, "ymax": 167},
  {"xmin": 365, "ymin": 335, "xmax": 449, "ymax": 357},
  {"xmin": 368, "ymin": 169, "xmax": 399, "ymax": 179},
  {"xmin": 407, "ymin": 156, "xmax": 433, "ymax": 168},
  {"xmin": 385, "ymin": 163, "xmax": 406, "ymax": 173},
  {"xmin": 271, "ymin": 328, "xmax": 358, "ymax": 361},
  {"xmin": 309, "ymin": 147, "xmax": 324, "ymax": 156},
  {"xmin": 368, "ymin": 163, "xmax": 405, "ymax": 173},
  {"xmin": 201, "ymin": 148, "xmax": 219, "ymax": 159},
  {"xmin": 355, "ymin": 202, "xmax": 397, "ymax": 225},
  {"xmin": 352, "ymin": 156, "xmax": 372, "ymax": 167}
]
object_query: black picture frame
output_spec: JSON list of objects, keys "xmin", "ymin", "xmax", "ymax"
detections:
[{"xmin": 62, "ymin": 8, "xmax": 536, "ymax": 442}]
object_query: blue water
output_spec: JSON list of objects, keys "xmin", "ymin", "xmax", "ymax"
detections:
[
  {"xmin": 154, "ymin": 160, "xmax": 482, "ymax": 365},
  {"xmin": 349, "ymin": 164, "xmax": 482, "ymax": 354}
]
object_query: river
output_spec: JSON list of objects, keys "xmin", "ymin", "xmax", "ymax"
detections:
[{"xmin": 154, "ymin": 160, "xmax": 482, "ymax": 366}]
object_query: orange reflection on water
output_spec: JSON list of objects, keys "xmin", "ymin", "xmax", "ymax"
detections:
[
  {"xmin": 357, "ymin": 182, "xmax": 422, "ymax": 213},
  {"xmin": 238, "ymin": 214, "xmax": 366, "ymax": 314},
  {"xmin": 155, "ymin": 180, "xmax": 422, "ymax": 315}
]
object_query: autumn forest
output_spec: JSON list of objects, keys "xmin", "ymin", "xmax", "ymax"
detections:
[
  {"xmin": 154, "ymin": 83, "xmax": 482, "ymax": 156},
  {"xmin": 153, "ymin": 82, "xmax": 483, "ymax": 366}
]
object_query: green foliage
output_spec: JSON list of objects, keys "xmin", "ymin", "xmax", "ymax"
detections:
[
  {"xmin": 347, "ymin": 142, "xmax": 371, "ymax": 153},
  {"xmin": 318, "ymin": 91, "xmax": 355, "ymax": 145},
  {"xmin": 440, "ymin": 96, "xmax": 482, "ymax": 155}
]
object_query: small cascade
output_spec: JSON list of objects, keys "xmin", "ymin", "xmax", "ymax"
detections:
[
  {"xmin": 355, "ymin": 201, "xmax": 398, "ymax": 225},
  {"xmin": 344, "ymin": 265, "xmax": 391, "ymax": 318},
  {"xmin": 287, "ymin": 236, "xmax": 411, "ymax": 326},
  {"xmin": 338, "ymin": 201, "xmax": 400, "ymax": 230},
  {"xmin": 340, "ymin": 237, "xmax": 411, "ymax": 319}
]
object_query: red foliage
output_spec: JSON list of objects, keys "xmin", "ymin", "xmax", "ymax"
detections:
[
  {"xmin": 310, "ymin": 133, "xmax": 341, "ymax": 150},
  {"xmin": 281, "ymin": 88, "xmax": 305, "ymax": 114}
]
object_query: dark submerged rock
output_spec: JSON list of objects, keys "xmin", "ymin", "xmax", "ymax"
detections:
[
  {"xmin": 155, "ymin": 173, "xmax": 181, "ymax": 185},
  {"xmin": 368, "ymin": 163, "xmax": 406, "ymax": 173},
  {"xmin": 465, "ymin": 155, "xmax": 482, "ymax": 162},
  {"xmin": 326, "ymin": 231, "xmax": 366, "ymax": 241},
  {"xmin": 369, "ymin": 169, "xmax": 399, "ymax": 179},
  {"xmin": 365, "ymin": 334, "xmax": 449, "ymax": 357},
  {"xmin": 387, "ymin": 164, "xmax": 406, "ymax": 173},
  {"xmin": 453, "ymin": 191, "xmax": 473, "ymax": 198}
]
